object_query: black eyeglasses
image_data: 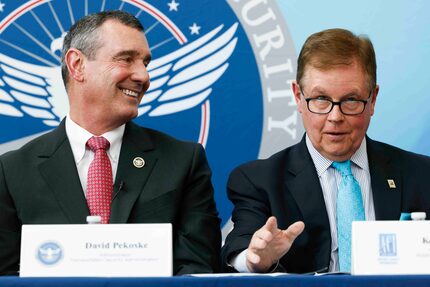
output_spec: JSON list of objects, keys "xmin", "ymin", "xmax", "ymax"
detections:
[{"xmin": 301, "ymin": 88, "xmax": 373, "ymax": 115}]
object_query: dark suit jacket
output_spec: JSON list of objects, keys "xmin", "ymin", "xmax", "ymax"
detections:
[
  {"xmin": 221, "ymin": 135, "xmax": 430, "ymax": 273},
  {"xmin": 0, "ymin": 120, "xmax": 221, "ymax": 275}
]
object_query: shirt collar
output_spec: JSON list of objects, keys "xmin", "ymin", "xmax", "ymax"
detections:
[
  {"xmin": 305, "ymin": 134, "xmax": 369, "ymax": 176},
  {"xmin": 65, "ymin": 115, "xmax": 125, "ymax": 164}
]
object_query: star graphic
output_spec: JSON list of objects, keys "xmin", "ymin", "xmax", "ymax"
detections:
[
  {"xmin": 0, "ymin": 1, "xmax": 5, "ymax": 13},
  {"xmin": 167, "ymin": 0, "xmax": 179, "ymax": 12},
  {"xmin": 189, "ymin": 23, "xmax": 201, "ymax": 35}
]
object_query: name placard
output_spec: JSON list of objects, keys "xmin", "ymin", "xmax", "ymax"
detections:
[
  {"xmin": 20, "ymin": 224, "xmax": 172, "ymax": 277},
  {"xmin": 352, "ymin": 221, "xmax": 430, "ymax": 275}
]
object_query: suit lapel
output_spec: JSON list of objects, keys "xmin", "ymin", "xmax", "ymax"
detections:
[
  {"xmin": 283, "ymin": 137, "xmax": 331, "ymax": 268},
  {"xmin": 367, "ymin": 137, "xmax": 402, "ymax": 220},
  {"xmin": 38, "ymin": 121, "xmax": 89, "ymax": 223},
  {"xmin": 110, "ymin": 122, "xmax": 158, "ymax": 223},
  {"xmin": 285, "ymin": 141, "xmax": 329, "ymax": 225}
]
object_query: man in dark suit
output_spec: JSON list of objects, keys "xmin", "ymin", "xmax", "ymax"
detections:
[
  {"xmin": 0, "ymin": 11, "xmax": 220, "ymax": 275},
  {"xmin": 222, "ymin": 28, "xmax": 430, "ymax": 273}
]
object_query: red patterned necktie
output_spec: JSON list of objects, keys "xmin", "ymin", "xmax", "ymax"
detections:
[{"xmin": 86, "ymin": 136, "xmax": 113, "ymax": 224}]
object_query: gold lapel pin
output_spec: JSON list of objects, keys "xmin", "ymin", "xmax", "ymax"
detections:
[
  {"xmin": 133, "ymin": 157, "xmax": 145, "ymax": 168},
  {"xmin": 387, "ymin": 179, "xmax": 396, "ymax": 189}
]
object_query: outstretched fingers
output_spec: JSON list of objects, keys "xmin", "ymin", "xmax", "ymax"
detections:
[{"xmin": 283, "ymin": 221, "xmax": 305, "ymax": 242}]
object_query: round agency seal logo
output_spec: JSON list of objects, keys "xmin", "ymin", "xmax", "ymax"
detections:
[
  {"xmin": 37, "ymin": 242, "xmax": 63, "ymax": 265},
  {"xmin": 0, "ymin": 1, "xmax": 304, "ymax": 231}
]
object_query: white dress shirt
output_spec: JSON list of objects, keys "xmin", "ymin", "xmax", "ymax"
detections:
[
  {"xmin": 231, "ymin": 135, "xmax": 375, "ymax": 273},
  {"xmin": 65, "ymin": 116, "xmax": 125, "ymax": 197},
  {"xmin": 306, "ymin": 135, "xmax": 375, "ymax": 272}
]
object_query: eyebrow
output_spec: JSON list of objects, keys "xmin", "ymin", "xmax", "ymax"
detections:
[
  {"xmin": 113, "ymin": 50, "xmax": 152, "ymax": 62},
  {"xmin": 310, "ymin": 87, "xmax": 361, "ymax": 97}
]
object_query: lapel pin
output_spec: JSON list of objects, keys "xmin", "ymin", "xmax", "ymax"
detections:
[
  {"xmin": 387, "ymin": 179, "xmax": 396, "ymax": 189},
  {"xmin": 133, "ymin": 157, "xmax": 145, "ymax": 168}
]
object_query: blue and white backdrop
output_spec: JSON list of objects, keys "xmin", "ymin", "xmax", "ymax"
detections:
[{"xmin": 0, "ymin": 0, "xmax": 429, "ymax": 235}]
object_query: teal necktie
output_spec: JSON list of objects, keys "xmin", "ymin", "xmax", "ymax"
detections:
[{"xmin": 332, "ymin": 160, "xmax": 365, "ymax": 272}]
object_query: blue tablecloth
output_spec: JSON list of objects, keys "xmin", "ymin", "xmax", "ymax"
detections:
[{"xmin": 1, "ymin": 274, "xmax": 430, "ymax": 287}]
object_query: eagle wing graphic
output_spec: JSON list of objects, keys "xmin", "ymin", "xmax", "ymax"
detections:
[
  {"xmin": 141, "ymin": 22, "xmax": 239, "ymax": 117},
  {"xmin": 38, "ymin": 246, "xmax": 61, "ymax": 261},
  {"xmin": 0, "ymin": 53, "xmax": 68, "ymax": 127}
]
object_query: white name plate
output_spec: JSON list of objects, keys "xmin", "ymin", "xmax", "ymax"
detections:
[
  {"xmin": 352, "ymin": 221, "xmax": 430, "ymax": 275},
  {"xmin": 20, "ymin": 224, "xmax": 172, "ymax": 277}
]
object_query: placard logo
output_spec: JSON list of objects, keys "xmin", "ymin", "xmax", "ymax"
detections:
[
  {"xmin": 379, "ymin": 233, "xmax": 397, "ymax": 257},
  {"xmin": 37, "ymin": 242, "xmax": 63, "ymax": 265}
]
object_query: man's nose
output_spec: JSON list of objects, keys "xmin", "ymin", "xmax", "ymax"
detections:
[
  {"xmin": 327, "ymin": 104, "xmax": 344, "ymax": 121},
  {"xmin": 131, "ymin": 62, "xmax": 150, "ymax": 84}
]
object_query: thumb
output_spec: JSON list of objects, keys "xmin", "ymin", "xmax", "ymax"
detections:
[{"xmin": 284, "ymin": 221, "xmax": 305, "ymax": 241}]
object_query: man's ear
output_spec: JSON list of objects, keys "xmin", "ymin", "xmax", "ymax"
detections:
[
  {"xmin": 370, "ymin": 84, "xmax": 379, "ymax": 116},
  {"xmin": 65, "ymin": 48, "xmax": 85, "ymax": 83},
  {"xmin": 292, "ymin": 81, "xmax": 303, "ymax": 113}
]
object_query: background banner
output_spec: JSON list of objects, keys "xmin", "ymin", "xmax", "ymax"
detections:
[{"xmin": 0, "ymin": 0, "xmax": 428, "ymax": 233}]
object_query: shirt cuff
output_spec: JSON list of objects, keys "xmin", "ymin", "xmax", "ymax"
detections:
[
  {"xmin": 229, "ymin": 249, "xmax": 251, "ymax": 272},
  {"xmin": 229, "ymin": 249, "xmax": 281, "ymax": 273}
]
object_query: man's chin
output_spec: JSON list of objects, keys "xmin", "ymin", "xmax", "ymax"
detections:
[{"xmin": 322, "ymin": 146, "xmax": 354, "ymax": 162}]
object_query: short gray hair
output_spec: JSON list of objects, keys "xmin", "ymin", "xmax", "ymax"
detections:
[{"xmin": 61, "ymin": 10, "xmax": 144, "ymax": 89}]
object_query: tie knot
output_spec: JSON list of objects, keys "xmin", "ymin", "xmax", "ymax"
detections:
[
  {"xmin": 87, "ymin": 136, "xmax": 110, "ymax": 152},
  {"xmin": 332, "ymin": 160, "xmax": 353, "ymax": 176}
]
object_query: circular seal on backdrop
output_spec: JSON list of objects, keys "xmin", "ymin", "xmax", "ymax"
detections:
[
  {"xmin": 0, "ymin": 0, "xmax": 303, "ymax": 232},
  {"xmin": 37, "ymin": 242, "xmax": 63, "ymax": 265}
]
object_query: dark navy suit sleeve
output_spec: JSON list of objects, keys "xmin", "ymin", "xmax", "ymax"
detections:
[
  {"xmin": 0, "ymin": 158, "xmax": 21, "ymax": 275},
  {"xmin": 173, "ymin": 144, "xmax": 221, "ymax": 274}
]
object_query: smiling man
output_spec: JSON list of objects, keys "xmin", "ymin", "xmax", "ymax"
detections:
[
  {"xmin": 0, "ymin": 11, "xmax": 220, "ymax": 275},
  {"xmin": 221, "ymin": 28, "xmax": 430, "ymax": 274}
]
